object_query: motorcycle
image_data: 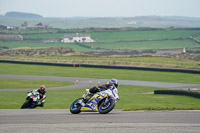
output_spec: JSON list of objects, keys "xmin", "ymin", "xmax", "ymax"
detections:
[
  {"xmin": 70, "ymin": 88, "xmax": 119, "ymax": 114},
  {"xmin": 21, "ymin": 90, "xmax": 40, "ymax": 109}
]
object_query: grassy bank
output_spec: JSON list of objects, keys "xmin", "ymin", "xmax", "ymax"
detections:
[
  {"xmin": 2, "ymin": 55, "xmax": 199, "ymax": 69},
  {"xmin": 0, "ymin": 85, "xmax": 200, "ymax": 110}
]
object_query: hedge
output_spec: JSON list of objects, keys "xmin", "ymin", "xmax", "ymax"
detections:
[
  {"xmin": 1, "ymin": 60, "xmax": 200, "ymax": 74},
  {"xmin": 154, "ymin": 90, "xmax": 200, "ymax": 99}
]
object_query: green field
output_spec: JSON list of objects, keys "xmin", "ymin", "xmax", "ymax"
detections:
[
  {"xmin": 0, "ymin": 63, "xmax": 200, "ymax": 84},
  {"xmin": 23, "ymin": 33, "xmax": 64, "ymax": 39},
  {"xmin": 0, "ymin": 39, "xmax": 199, "ymax": 52},
  {"xmin": 90, "ymin": 30, "xmax": 200, "ymax": 42},
  {"xmin": 85, "ymin": 40, "xmax": 199, "ymax": 50},
  {"xmin": 20, "ymin": 29, "xmax": 200, "ymax": 41},
  {"xmin": 1, "ymin": 40, "xmax": 199, "ymax": 53},
  {"xmin": 0, "ymin": 42, "xmax": 95, "ymax": 52},
  {"xmin": 1, "ymin": 29, "xmax": 200, "ymax": 52},
  {"xmin": 196, "ymin": 35, "xmax": 200, "ymax": 40},
  {"xmin": 0, "ymin": 78, "xmax": 74, "ymax": 89},
  {"xmin": 1, "ymin": 85, "xmax": 200, "ymax": 110}
]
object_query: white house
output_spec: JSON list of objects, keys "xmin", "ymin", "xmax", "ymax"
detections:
[{"xmin": 61, "ymin": 33, "xmax": 94, "ymax": 43}]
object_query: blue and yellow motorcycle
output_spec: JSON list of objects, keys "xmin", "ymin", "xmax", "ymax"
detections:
[{"xmin": 70, "ymin": 88, "xmax": 119, "ymax": 114}]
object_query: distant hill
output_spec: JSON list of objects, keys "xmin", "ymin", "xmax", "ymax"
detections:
[
  {"xmin": 1, "ymin": 13, "xmax": 200, "ymax": 28},
  {"xmin": 5, "ymin": 11, "xmax": 43, "ymax": 18},
  {"xmin": 164, "ymin": 16, "xmax": 200, "ymax": 21}
]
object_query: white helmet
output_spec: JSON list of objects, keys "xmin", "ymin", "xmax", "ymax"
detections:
[{"xmin": 110, "ymin": 79, "xmax": 118, "ymax": 88}]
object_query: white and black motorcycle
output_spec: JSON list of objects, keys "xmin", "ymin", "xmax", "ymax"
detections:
[
  {"xmin": 21, "ymin": 90, "xmax": 40, "ymax": 109},
  {"xmin": 70, "ymin": 87, "xmax": 119, "ymax": 114}
]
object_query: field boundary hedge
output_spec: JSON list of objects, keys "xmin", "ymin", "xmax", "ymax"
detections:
[
  {"xmin": 154, "ymin": 90, "xmax": 200, "ymax": 99},
  {"xmin": 0, "ymin": 59, "xmax": 200, "ymax": 74}
]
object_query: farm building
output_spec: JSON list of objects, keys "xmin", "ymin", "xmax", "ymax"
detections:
[
  {"xmin": 0, "ymin": 25, "xmax": 7, "ymax": 30},
  {"xmin": 61, "ymin": 33, "xmax": 94, "ymax": 43}
]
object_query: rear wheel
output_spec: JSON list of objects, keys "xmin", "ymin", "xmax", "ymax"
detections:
[
  {"xmin": 98, "ymin": 98, "xmax": 115, "ymax": 114},
  {"xmin": 70, "ymin": 98, "xmax": 82, "ymax": 114}
]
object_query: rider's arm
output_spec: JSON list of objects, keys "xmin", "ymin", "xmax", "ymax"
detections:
[
  {"xmin": 42, "ymin": 92, "xmax": 47, "ymax": 100},
  {"xmin": 89, "ymin": 86, "xmax": 99, "ymax": 93},
  {"xmin": 98, "ymin": 84, "xmax": 109, "ymax": 90},
  {"xmin": 114, "ymin": 88, "xmax": 120, "ymax": 101}
]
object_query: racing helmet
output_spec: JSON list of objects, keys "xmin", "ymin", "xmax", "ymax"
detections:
[
  {"xmin": 40, "ymin": 85, "xmax": 45, "ymax": 93},
  {"xmin": 110, "ymin": 79, "xmax": 118, "ymax": 88},
  {"xmin": 109, "ymin": 81, "xmax": 114, "ymax": 86}
]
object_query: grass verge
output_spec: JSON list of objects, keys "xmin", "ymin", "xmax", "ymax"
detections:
[
  {"xmin": 0, "ymin": 85, "xmax": 200, "ymax": 110},
  {"xmin": 0, "ymin": 63, "xmax": 200, "ymax": 84}
]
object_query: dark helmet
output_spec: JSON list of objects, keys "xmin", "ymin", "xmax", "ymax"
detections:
[
  {"xmin": 39, "ymin": 85, "xmax": 45, "ymax": 93},
  {"xmin": 110, "ymin": 79, "xmax": 118, "ymax": 88}
]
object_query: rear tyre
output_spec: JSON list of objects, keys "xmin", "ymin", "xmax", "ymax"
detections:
[
  {"xmin": 70, "ymin": 98, "xmax": 82, "ymax": 114},
  {"xmin": 98, "ymin": 98, "xmax": 115, "ymax": 114}
]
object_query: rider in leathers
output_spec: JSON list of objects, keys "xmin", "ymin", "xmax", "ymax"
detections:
[
  {"xmin": 37, "ymin": 85, "xmax": 46, "ymax": 107},
  {"xmin": 30, "ymin": 85, "xmax": 46, "ymax": 107},
  {"xmin": 83, "ymin": 79, "xmax": 119, "ymax": 102}
]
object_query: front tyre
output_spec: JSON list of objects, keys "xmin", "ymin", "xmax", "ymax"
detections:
[
  {"xmin": 70, "ymin": 98, "xmax": 82, "ymax": 114},
  {"xmin": 98, "ymin": 98, "xmax": 115, "ymax": 114},
  {"xmin": 21, "ymin": 99, "xmax": 31, "ymax": 109}
]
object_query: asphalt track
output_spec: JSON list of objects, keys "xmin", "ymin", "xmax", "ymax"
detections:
[
  {"xmin": 0, "ymin": 109, "xmax": 200, "ymax": 133},
  {"xmin": 1, "ymin": 74, "xmax": 200, "ymax": 132},
  {"xmin": 0, "ymin": 74, "xmax": 200, "ymax": 91}
]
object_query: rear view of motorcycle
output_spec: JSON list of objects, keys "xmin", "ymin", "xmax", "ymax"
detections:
[
  {"xmin": 70, "ymin": 88, "xmax": 119, "ymax": 114},
  {"xmin": 21, "ymin": 91, "xmax": 40, "ymax": 109}
]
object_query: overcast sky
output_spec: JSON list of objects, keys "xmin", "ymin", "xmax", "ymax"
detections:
[{"xmin": 0, "ymin": 0, "xmax": 200, "ymax": 18}]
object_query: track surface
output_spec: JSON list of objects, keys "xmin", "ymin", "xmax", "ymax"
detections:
[
  {"xmin": 1, "ymin": 74, "xmax": 200, "ymax": 91},
  {"xmin": 0, "ymin": 109, "xmax": 200, "ymax": 133}
]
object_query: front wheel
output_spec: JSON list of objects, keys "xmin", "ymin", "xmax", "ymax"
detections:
[
  {"xmin": 21, "ymin": 99, "xmax": 31, "ymax": 109},
  {"xmin": 98, "ymin": 98, "xmax": 115, "ymax": 114},
  {"xmin": 70, "ymin": 98, "xmax": 82, "ymax": 114}
]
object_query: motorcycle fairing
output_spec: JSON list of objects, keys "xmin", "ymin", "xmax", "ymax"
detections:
[
  {"xmin": 81, "ymin": 92, "xmax": 108, "ymax": 111},
  {"xmin": 26, "ymin": 91, "xmax": 40, "ymax": 102}
]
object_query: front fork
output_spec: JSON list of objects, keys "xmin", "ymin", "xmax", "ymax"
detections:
[
  {"xmin": 77, "ymin": 98, "xmax": 86, "ymax": 107},
  {"xmin": 82, "ymin": 89, "xmax": 90, "ymax": 99}
]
